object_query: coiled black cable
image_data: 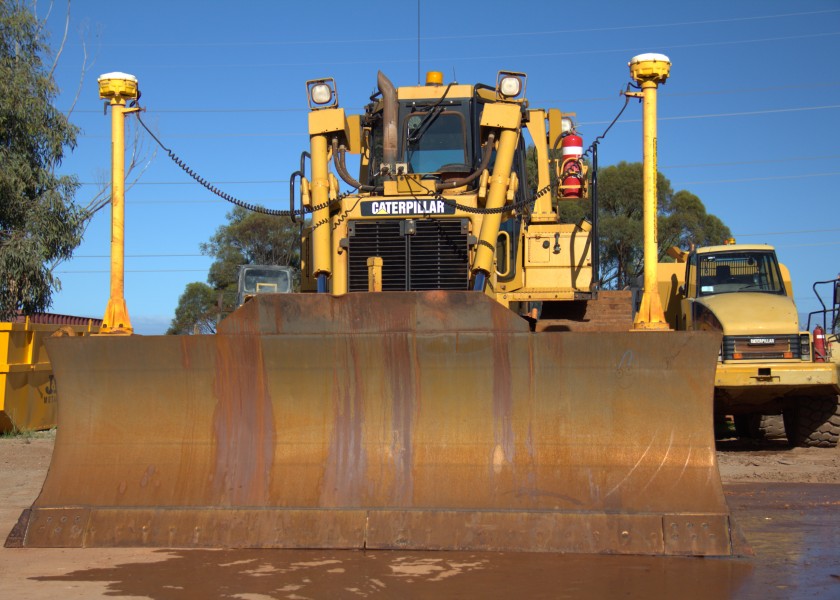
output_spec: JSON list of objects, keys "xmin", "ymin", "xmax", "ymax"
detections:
[
  {"xmin": 134, "ymin": 110, "xmax": 349, "ymax": 218},
  {"xmin": 584, "ymin": 82, "xmax": 635, "ymax": 158}
]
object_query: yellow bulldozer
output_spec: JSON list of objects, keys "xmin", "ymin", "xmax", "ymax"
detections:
[{"xmin": 6, "ymin": 59, "xmax": 745, "ymax": 556}]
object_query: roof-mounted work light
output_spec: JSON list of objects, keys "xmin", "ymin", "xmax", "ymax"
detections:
[{"xmin": 306, "ymin": 78, "xmax": 338, "ymax": 110}]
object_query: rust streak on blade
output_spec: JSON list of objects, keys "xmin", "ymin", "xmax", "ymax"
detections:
[
  {"xmin": 321, "ymin": 336, "xmax": 368, "ymax": 508},
  {"xmin": 212, "ymin": 335, "xmax": 276, "ymax": 507},
  {"xmin": 490, "ymin": 305, "xmax": 516, "ymax": 479},
  {"xmin": 385, "ymin": 331, "xmax": 417, "ymax": 506}
]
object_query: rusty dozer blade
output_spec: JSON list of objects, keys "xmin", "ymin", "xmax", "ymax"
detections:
[{"xmin": 7, "ymin": 292, "xmax": 738, "ymax": 555}]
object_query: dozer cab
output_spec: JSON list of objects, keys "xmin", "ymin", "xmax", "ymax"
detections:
[
  {"xmin": 7, "ymin": 64, "xmax": 742, "ymax": 555},
  {"xmin": 236, "ymin": 264, "xmax": 294, "ymax": 307}
]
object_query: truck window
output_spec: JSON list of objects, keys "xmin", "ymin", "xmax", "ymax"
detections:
[
  {"xmin": 404, "ymin": 110, "xmax": 467, "ymax": 173},
  {"xmin": 686, "ymin": 253, "xmax": 697, "ymax": 297},
  {"xmin": 697, "ymin": 251, "xmax": 785, "ymax": 296},
  {"xmin": 241, "ymin": 268, "xmax": 291, "ymax": 294}
]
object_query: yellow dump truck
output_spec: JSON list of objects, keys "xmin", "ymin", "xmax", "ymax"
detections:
[
  {"xmin": 657, "ymin": 244, "xmax": 840, "ymax": 447},
  {"xmin": 0, "ymin": 315, "xmax": 100, "ymax": 433},
  {"xmin": 7, "ymin": 62, "xmax": 744, "ymax": 556}
]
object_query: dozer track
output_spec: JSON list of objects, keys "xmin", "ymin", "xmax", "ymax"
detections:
[{"xmin": 7, "ymin": 292, "xmax": 739, "ymax": 555}]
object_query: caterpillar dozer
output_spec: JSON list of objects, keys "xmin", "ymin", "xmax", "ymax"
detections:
[{"xmin": 7, "ymin": 60, "xmax": 742, "ymax": 555}]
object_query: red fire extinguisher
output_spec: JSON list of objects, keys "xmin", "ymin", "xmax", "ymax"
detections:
[
  {"xmin": 560, "ymin": 133, "xmax": 583, "ymax": 198},
  {"xmin": 813, "ymin": 325, "xmax": 827, "ymax": 362}
]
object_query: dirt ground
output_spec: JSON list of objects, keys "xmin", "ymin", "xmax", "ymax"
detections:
[
  {"xmin": 715, "ymin": 436, "xmax": 840, "ymax": 483},
  {"xmin": 1, "ymin": 431, "xmax": 839, "ymax": 599}
]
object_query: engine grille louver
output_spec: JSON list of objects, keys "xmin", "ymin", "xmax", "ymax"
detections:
[
  {"xmin": 722, "ymin": 334, "xmax": 801, "ymax": 360},
  {"xmin": 348, "ymin": 219, "xmax": 470, "ymax": 292}
]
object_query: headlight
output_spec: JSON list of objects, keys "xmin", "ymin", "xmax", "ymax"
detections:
[
  {"xmin": 561, "ymin": 116, "xmax": 574, "ymax": 134},
  {"xmin": 311, "ymin": 84, "xmax": 332, "ymax": 104},
  {"xmin": 496, "ymin": 71, "xmax": 526, "ymax": 100},
  {"xmin": 499, "ymin": 77, "xmax": 521, "ymax": 97},
  {"xmin": 306, "ymin": 78, "xmax": 338, "ymax": 109},
  {"xmin": 800, "ymin": 333, "xmax": 811, "ymax": 361}
]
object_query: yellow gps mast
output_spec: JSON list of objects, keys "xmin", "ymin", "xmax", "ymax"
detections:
[
  {"xmin": 628, "ymin": 54, "xmax": 671, "ymax": 331},
  {"xmin": 97, "ymin": 72, "xmax": 140, "ymax": 335}
]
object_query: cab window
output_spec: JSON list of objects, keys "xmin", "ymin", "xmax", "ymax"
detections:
[{"xmin": 404, "ymin": 110, "xmax": 467, "ymax": 173}]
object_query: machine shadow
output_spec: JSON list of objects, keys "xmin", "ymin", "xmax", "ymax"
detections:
[{"xmin": 30, "ymin": 548, "xmax": 754, "ymax": 600}]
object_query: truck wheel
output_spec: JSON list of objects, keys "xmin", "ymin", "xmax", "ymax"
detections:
[
  {"xmin": 757, "ymin": 415, "xmax": 786, "ymax": 440},
  {"xmin": 733, "ymin": 415, "xmax": 757, "ymax": 439},
  {"xmin": 733, "ymin": 414, "xmax": 785, "ymax": 440},
  {"xmin": 783, "ymin": 396, "xmax": 840, "ymax": 448}
]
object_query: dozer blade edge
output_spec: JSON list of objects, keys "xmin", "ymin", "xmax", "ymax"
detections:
[{"xmin": 7, "ymin": 292, "xmax": 738, "ymax": 555}]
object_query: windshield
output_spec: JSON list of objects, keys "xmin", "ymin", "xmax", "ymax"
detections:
[
  {"xmin": 241, "ymin": 268, "xmax": 291, "ymax": 294},
  {"xmin": 697, "ymin": 251, "xmax": 785, "ymax": 296},
  {"xmin": 404, "ymin": 110, "xmax": 467, "ymax": 173}
]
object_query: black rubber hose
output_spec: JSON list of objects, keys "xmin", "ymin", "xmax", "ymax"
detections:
[
  {"xmin": 435, "ymin": 133, "xmax": 495, "ymax": 191},
  {"xmin": 331, "ymin": 138, "xmax": 376, "ymax": 192}
]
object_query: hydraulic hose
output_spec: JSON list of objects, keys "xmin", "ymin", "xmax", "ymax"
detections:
[
  {"xmin": 436, "ymin": 133, "xmax": 495, "ymax": 191},
  {"xmin": 331, "ymin": 137, "xmax": 376, "ymax": 192}
]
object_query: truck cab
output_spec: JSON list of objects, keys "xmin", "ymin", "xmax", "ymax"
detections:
[
  {"xmin": 659, "ymin": 244, "xmax": 840, "ymax": 447},
  {"xmin": 682, "ymin": 245, "xmax": 797, "ymax": 339}
]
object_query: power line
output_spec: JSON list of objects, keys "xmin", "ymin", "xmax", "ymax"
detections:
[
  {"xmin": 116, "ymin": 31, "xmax": 840, "ymax": 70},
  {"xmin": 120, "ymin": 199, "xmax": 278, "ymax": 204},
  {"xmin": 772, "ymin": 241, "xmax": 840, "ymax": 248},
  {"xmin": 538, "ymin": 82, "xmax": 840, "ymax": 105},
  {"xmin": 662, "ymin": 82, "xmax": 840, "ymax": 99},
  {"xmin": 579, "ymin": 104, "xmax": 840, "ymax": 126},
  {"xmin": 144, "ymin": 108, "xmax": 305, "ymax": 114},
  {"xmin": 661, "ymin": 105, "xmax": 840, "ymax": 121},
  {"xmin": 74, "ymin": 104, "xmax": 840, "ymax": 139},
  {"xmin": 661, "ymin": 155, "xmax": 840, "ymax": 169},
  {"xmin": 67, "ymin": 232, "xmax": 840, "ymax": 259},
  {"xmin": 66, "ymin": 81, "xmax": 840, "ymax": 114},
  {"xmin": 87, "ymin": 174, "xmax": 840, "ymax": 203},
  {"xmin": 80, "ymin": 132, "xmax": 306, "ymax": 139},
  {"xmin": 78, "ymin": 179, "xmax": 290, "ymax": 185},
  {"xmin": 55, "ymin": 241, "xmax": 840, "ymax": 274},
  {"xmin": 57, "ymin": 269, "xmax": 211, "ymax": 274},
  {"xmin": 734, "ymin": 229, "xmax": 840, "ymax": 237},
  {"xmin": 445, "ymin": 31, "xmax": 840, "ymax": 64},
  {"xmin": 66, "ymin": 107, "xmax": 293, "ymax": 114},
  {"xmin": 73, "ymin": 9, "xmax": 840, "ymax": 48},
  {"xmin": 673, "ymin": 172, "xmax": 840, "ymax": 185},
  {"xmin": 72, "ymin": 253, "xmax": 206, "ymax": 258},
  {"xmin": 76, "ymin": 155, "xmax": 840, "ymax": 186}
]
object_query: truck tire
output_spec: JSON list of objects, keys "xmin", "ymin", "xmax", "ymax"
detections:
[
  {"xmin": 783, "ymin": 396, "xmax": 840, "ymax": 448},
  {"xmin": 757, "ymin": 415, "xmax": 786, "ymax": 440},
  {"xmin": 733, "ymin": 414, "xmax": 785, "ymax": 441},
  {"xmin": 733, "ymin": 415, "xmax": 756, "ymax": 439}
]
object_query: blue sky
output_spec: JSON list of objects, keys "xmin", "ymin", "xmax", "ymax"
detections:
[{"xmin": 41, "ymin": 0, "xmax": 840, "ymax": 333}]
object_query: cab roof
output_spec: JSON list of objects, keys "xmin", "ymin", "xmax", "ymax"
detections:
[
  {"xmin": 397, "ymin": 83, "xmax": 475, "ymax": 101},
  {"xmin": 695, "ymin": 244, "xmax": 776, "ymax": 255}
]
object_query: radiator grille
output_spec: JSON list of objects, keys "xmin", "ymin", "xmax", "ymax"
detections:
[
  {"xmin": 722, "ymin": 334, "xmax": 801, "ymax": 360},
  {"xmin": 348, "ymin": 219, "xmax": 470, "ymax": 292}
]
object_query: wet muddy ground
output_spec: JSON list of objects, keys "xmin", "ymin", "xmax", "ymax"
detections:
[{"xmin": 1, "ymin": 434, "xmax": 838, "ymax": 599}]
